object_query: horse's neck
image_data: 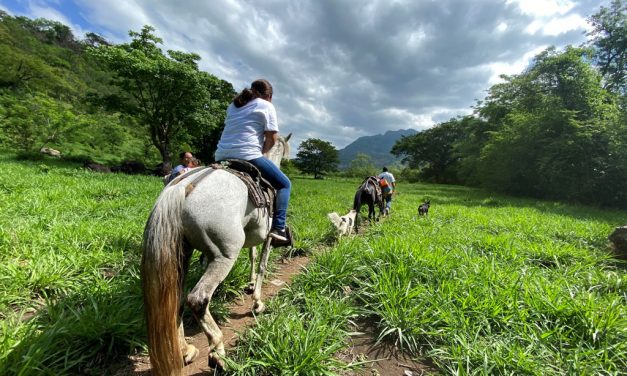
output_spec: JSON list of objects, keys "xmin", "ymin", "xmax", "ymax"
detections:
[
  {"xmin": 266, "ymin": 142, "xmax": 284, "ymax": 167},
  {"xmin": 267, "ymin": 153, "xmax": 282, "ymax": 167}
]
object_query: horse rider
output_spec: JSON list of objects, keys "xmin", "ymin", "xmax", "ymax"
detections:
[{"xmin": 214, "ymin": 79, "xmax": 292, "ymax": 242}]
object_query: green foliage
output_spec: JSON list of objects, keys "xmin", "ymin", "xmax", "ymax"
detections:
[
  {"xmin": 294, "ymin": 138, "xmax": 340, "ymax": 179},
  {"xmin": 586, "ymin": 0, "xmax": 627, "ymax": 94},
  {"xmin": 227, "ymin": 296, "xmax": 354, "ymax": 375},
  {"xmin": 343, "ymin": 152, "xmax": 377, "ymax": 178},
  {"xmin": 0, "ymin": 14, "xmax": 235, "ymax": 168},
  {"xmin": 0, "ymin": 92, "xmax": 75, "ymax": 151},
  {"xmin": 477, "ymin": 47, "xmax": 626, "ymax": 206},
  {"xmin": 391, "ymin": 45, "xmax": 627, "ymax": 208},
  {"xmin": 391, "ymin": 117, "xmax": 466, "ymax": 183},
  {"xmin": 0, "ymin": 14, "xmax": 159, "ymax": 165},
  {"xmin": 88, "ymin": 25, "xmax": 235, "ymax": 167},
  {"xmin": 1, "ymin": 154, "xmax": 625, "ymax": 375},
  {"xmin": 0, "ymin": 91, "xmax": 152, "ymax": 165}
]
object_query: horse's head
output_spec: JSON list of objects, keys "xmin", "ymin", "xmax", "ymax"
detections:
[{"xmin": 267, "ymin": 132, "xmax": 292, "ymax": 168}]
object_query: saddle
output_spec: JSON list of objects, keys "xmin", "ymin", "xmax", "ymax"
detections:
[
  {"xmin": 210, "ymin": 159, "xmax": 276, "ymax": 210},
  {"xmin": 361, "ymin": 176, "xmax": 383, "ymax": 201}
]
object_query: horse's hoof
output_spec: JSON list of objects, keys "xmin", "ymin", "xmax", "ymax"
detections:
[
  {"xmin": 184, "ymin": 344, "xmax": 199, "ymax": 365},
  {"xmin": 245, "ymin": 283, "xmax": 255, "ymax": 294},
  {"xmin": 253, "ymin": 301, "xmax": 266, "ymax": 313},
  {"xmin": 208, "ymin": 352, "xmax": 225, "ymax": 369}
]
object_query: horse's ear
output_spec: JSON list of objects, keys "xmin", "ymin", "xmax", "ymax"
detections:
[{"xmin": 284, "ymin": 133, "xmax": 292, "ymax": 142}]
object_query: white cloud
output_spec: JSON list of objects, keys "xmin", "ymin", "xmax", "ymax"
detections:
[
  {"xmin": 487, "ymin": 45, "xmax": 548, "ymax": 84},
  {"xmin": 507, "ymin": 0, "xmax": 575, "ymax": 17},
  {"xmin": 75, "ymin": 0, "xmax": 151, "ymax": 41},
  {"xmin": 542, "ymin": 14, "xmax": 589, "ymax": 35}
]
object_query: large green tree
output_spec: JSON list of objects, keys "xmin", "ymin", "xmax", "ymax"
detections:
[
  {"xmin": 89, "ymin": 25, "xmax": 233, "ymax": 167},
  {"xmin": 294, "ymin": 138, "xmax": 340, "ymax": 179},
  {"xmin": 345, "ymin": 152, "xmax": 377, "ymax": 178},
  {"xmin": 476, "ymin": 47, "xmax": 624, "ymax": 204},
  {"xmin": 391, "ymin": 118, "xmax": 466, "ymax": 183},
  {"xmin": 586, "ymin": 0, "xmax": 627, "ymax": 94}
]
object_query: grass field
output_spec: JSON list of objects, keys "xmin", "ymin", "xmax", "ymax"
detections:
[{"xmin": 0, "ymin": 152, "xmax": 625, "ymax": 375}]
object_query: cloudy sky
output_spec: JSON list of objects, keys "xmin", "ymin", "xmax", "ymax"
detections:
[{"xmin": 0, "ymin": 0, "xmax": 605, "ymax": 149}]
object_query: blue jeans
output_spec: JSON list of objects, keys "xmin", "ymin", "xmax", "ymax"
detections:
[
  {"xmin": 249, "ymin": 157, "xmax": 291, "ymax": 230},
  {"xmin": 384, "ymin": 193, "xmax": 393, "ymax": 210}
]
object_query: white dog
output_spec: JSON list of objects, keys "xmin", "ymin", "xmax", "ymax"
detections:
[{"xmin": 327, "ymin": 209, "xmax": 357, "ymax": 237}]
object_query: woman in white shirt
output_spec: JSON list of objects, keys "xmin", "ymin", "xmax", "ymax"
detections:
[{"xmin": 215, "ymin": 79, "xmax": 291, "ymax": 242}]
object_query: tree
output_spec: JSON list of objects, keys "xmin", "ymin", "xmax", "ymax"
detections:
[
  {"xmin": 185, "ymin": 77, "xmax": 236, "ymax": 164},
  {"xmin": 391, "ymin": 119, "xmax": 466, "ymax": 183},
  {"xmin": 586, "ymin": 0, "xmax": 627, "ymax": 93},
  {"xmin": 475, "ymin": 47, "xmax": 624, "ymax": 204},
  {"xmin": 88, "ymin": 25, "xmax": 232, "ymax": 168},
  {"xmin": 294, "ymin": 138, "xmax": 339, "ymax": 179},
  {"xmin": 0, "ymin": 92, "xmax": 79, "ymax": 152},
  {"xmin": 345, "ymin": 152, "xmax": 377, "ymax": 178}
]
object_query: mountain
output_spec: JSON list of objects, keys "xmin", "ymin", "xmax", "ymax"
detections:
[{"xmin": 338, "ymin": 129, "xmax": 418, "ymax": 168}]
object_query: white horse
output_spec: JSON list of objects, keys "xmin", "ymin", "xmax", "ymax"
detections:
[{"xmin": 142, "ymin": 134, "xmax": 291, "ymax": 375}]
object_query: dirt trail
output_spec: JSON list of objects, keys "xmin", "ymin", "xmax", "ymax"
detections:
[
  {"xmin": 114, "ymin": 227, "xmax": 435, "ymax": 375},
  {"xmin": 113, "ymin": 255, "xmax": 310, "ymax": 376}
]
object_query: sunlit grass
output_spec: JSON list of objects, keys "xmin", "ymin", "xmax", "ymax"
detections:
[
  {"xmin": 1, "ymin": 152, "xmax": 625, "ymax": 375},
  {"xmin": 231, "ymin": 173, "xmax": 626, "ymax": 375}
]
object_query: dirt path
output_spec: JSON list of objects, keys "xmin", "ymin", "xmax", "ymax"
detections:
[
  {"xmin": 113, "ymin": 254, "xmax": 310, "ymax": 376},
  {"xmin": 113, "ymin": 221, "xmax": 436, "ymax": 375}
]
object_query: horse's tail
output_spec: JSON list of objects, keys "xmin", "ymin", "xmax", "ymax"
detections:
[
  {"xmin": 141, "ymin": 185, "xmax": 186, "ymax": 376},
  {"xmin": 353, "ymin": 188, "xmax": 362, "ymax": 211}
]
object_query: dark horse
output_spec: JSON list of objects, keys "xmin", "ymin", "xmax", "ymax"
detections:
[{"xmin": 353, "ymin": 176, "xmax": 385, "ymax": 224}]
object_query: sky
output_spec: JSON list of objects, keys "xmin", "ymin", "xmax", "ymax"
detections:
[{"xmin": 0, "ymin": 0, "xmax": 606, "ymax": 149}]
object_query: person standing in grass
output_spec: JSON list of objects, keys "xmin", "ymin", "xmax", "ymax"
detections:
[
  {"xmin": 214, "ymin": 79, "xmax": 292, "ymax": 243},
  {"xmin": 378, "ymin": 166, "xmax": 396, "ymax": 214}
]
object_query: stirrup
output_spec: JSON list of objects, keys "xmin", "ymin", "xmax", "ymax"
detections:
[{"xmin": 270, "ymin": 226, "xmax": 294, "ymax": 247}]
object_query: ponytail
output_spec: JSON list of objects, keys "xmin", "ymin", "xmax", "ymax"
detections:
[
  {"xmin": 232, "ymin": 79, "xmax": 273, "ymax": 108},
  {"xmin": 233, "ymin": 88, "xmax": 254, "ymax": 108}
]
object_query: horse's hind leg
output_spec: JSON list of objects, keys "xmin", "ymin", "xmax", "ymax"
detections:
[
  {"xmin": 252, "ymin": 237, "xmax": 273, "ymax": 313},
  {"xmin": 245, "ymin": 246, "xmax": 257, "ymax": 294},
  {"xmin": 187, "ymin": 253, "xmax": 238, "ymax": 369},
  {"xmin": 178, "ymin": 321, "xmax": 199, "ymax": 364},
  {"xmin": 178, "ymin": 244, "xmax": 199, "ymax": 364}
]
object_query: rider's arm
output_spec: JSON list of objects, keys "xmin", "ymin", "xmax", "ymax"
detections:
[{"xmin": 262, "ymin": 131, "xmax": 278, "ymax": 155}]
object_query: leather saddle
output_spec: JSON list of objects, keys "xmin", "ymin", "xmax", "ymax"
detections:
[{"xmin": 211, "ymin": 159, "xmax": 276, "ymax": 210}]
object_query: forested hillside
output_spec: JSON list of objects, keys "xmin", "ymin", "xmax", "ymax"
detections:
[
  {"xmin": 0, "ymin": 12, "xmax": 234, "ymax": 168},
  {"xmin": 392, "ymin": 1, "xmax": 627, "ymax": 208}
]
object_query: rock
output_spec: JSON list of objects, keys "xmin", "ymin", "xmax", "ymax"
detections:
[
  {"xmin": 84, "ymin": 162, "xmax": 111, "ymax": 173},
  {"xmin": 609, "ymin": 225, "xmax": 627, "ymax": 259},
  {"xmin": 117, "ymin": 160, "xmax": 146, "ymax": 175},
  {"xmin": 40, "ymin": 147, "xmax": 61, "ymax": 157}
]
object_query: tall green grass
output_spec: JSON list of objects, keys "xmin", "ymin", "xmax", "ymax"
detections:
[
  {"xmin": 0, "ymin": 154, "xmax": 339, "ymax": 374},
  {"xmin": 229, "ymin": 177, "xmax": 626, "ymax": 375},
  {"xmin": 1, "ymin": 152, "xmax": 625, "ymax": 375}
]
